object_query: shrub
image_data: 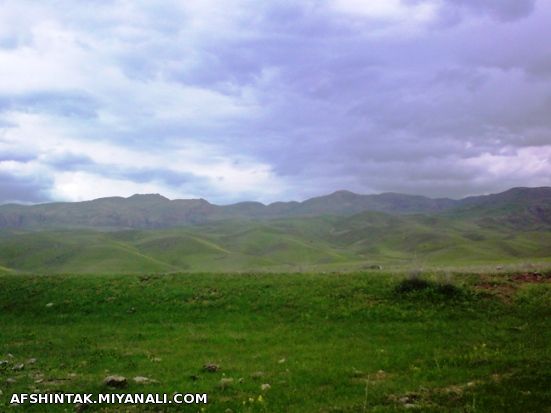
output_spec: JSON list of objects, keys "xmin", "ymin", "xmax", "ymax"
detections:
[
  {"xmin": 394, "ymin": 276, "xmax": 463, "ymax": 300},
  {"xmin": 394, "ymin": 277, "xmax": 432, "ymax": 293},
  {"xmin": 435, "ymin": 282, "xmax": 462, "ymax": 298}
]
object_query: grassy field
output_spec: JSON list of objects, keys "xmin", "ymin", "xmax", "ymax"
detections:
[{"xmin": 1, "ymin": 270, "xmax": 550, "ymax": 412}]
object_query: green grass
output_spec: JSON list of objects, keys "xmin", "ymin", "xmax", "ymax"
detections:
[{"xmin": 1, "ymin": 271, "xmax": 550, "ymax": 412}]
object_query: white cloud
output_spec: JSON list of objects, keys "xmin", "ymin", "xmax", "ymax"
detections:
[
  {"xmin": 466, "ymin": 146, "xmax": 551, "ymax": 183},
  {"xmin": 0, "ymin": 110, "xmax": 284, "ymax": 203},
  {"xmin": 51, "ymin": 171, "xmax": 182, "ymax": 201}
]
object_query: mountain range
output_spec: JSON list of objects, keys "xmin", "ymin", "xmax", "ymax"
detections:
[
  {"xmin": 0, "ymin": 187, "xmax": 549, "ymax": 273},
  {"xmin": 1, "ymin": 186, "xmax": 550, "ymax": 230}
]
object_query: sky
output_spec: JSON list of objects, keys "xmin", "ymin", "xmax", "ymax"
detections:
[{"xmin": 0, "ymin": 0, "xmax": 550, "ymax": 205}]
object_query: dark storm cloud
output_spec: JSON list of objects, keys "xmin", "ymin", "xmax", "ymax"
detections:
[
  {"xmin": 439, "ymin": 0, "xmax": 536, "ymax": 23},
  {"xmin": 0, "ymin": 172, "xmax": 52, "ymax": 203},
  {"xmin": 212, "ymin": 0, "xmax": 550, "ymax": 198}
]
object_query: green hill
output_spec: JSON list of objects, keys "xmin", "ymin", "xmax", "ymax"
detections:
[
  {"xmin": 0, "ymin": 187, "xmax": 548, "ymax": 273},
  {"xmin": 0, "ymin": 198, "xmax": 549, "ymax": 273},
  {"xmin": 448, "ymin": 187, "xmax": 551, "ymax": 231},
  {"xmin": 0, "ymin": 231, "xmax": 175, "ymax": 274}
]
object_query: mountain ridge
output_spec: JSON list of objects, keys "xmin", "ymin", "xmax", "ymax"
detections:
[
  {"xmin": 0, "ymin": 186, "xmax": 549, "ymax": 273},
  {"xmin": 0, "ymin": 186, "xmax": 549, "ymax": 230}
]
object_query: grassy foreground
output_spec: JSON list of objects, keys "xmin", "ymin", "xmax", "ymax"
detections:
[{"xmin": 1, "ymin": 271, "xmax": 550, "ymax": 412}]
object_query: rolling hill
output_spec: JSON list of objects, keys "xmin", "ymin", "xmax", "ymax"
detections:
[
  {"xmin": 0, "ymin": 188, "xmax": 551, "ymax": 273},
  {"xmin": 0, "ymin": 186, "xmax": 549, "ymax": 273}
]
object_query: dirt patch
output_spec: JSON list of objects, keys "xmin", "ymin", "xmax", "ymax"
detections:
[
  {"xmin": 509, "ymin": 272, "xmax": 551, "ymax": 283},
  {"xmin": 474, "ymin": 282, "xmax": 516, "ymax": 301},
  {"xmin": 388, "ymin": 374, "xmax": 512, "ymax": 409},
  {"xmin": 474, "ymin": 271, "xmax": 550, "ymax": 302}
]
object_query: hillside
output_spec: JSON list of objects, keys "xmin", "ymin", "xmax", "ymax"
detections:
[
  {"xmin": 449, "ymin": 187, "xmax": 551, "ymax": 230},
  {"xmin": 0, "ymin": 187, "xmax": 548, "ymax": 273},
  {"xmin": 0, "ymin": 210, "xmax": 549, "ymax": 274}
]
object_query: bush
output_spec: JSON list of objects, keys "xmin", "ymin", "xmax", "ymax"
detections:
[
  {"xmin": 394, "ymin": 277, "xmax": 432, "ymax": 293},
  {"xmin": 394, "ymin": 276, "xmax": 463, "ymax": 299},
  {"xmin": 435, "ymin": 282, "xmax": 462, "ymax": 298}
]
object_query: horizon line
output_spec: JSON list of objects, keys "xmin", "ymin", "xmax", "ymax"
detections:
[{"xmin": 1, "ymin": 186, "xmax": 548, "ymax": 208}]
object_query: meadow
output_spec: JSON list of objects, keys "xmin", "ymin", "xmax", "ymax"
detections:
[{"xmin": 1, "ymin": 269, "xmax": 550, "ymax": 412}]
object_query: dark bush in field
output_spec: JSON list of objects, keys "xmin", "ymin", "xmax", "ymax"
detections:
[
  {"xmin": 435, "ymin": 282, "xmax": 463, "ymax": 298},
  {"xmin": 394, "ymin": 277, "xmax": 432, "ymax": 293},
  {"xmin": 394, "ymin": 277, "xmax": 463, "ymax": 299}
]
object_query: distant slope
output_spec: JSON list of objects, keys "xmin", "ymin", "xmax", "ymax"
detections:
[
  {"xmin": 0, "ymin": 264, "xmax": 13, "ymax": 275},
  {"xmin": 294, "ymin": 190, "xmax": 454, "ymax": 216},
  {"xmin": 0, "ymin": 231, "xmax": 175, "ymax": 274},
  {"xmin": 331, "ymin": 211, "xmax": 551, "ymax": 265},
  {"xmin": 0, "ymin": 187, "xmax": 548, "ymax": 273},
  {"xmin": 0, "ymin": 206, "xmax": 549, "ymax": 273},
  {"xmin": 450, "ymin": 187, "xmax": 551, "ymax": 230},
  {"xmin": 0, "ymin": 194, "xmax": 216, "ymax": 230},
  {"xmin": 1, "ymin": 187, "xmax": 549, "ymax": 230}
]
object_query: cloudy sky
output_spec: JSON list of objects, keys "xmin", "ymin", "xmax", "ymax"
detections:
[{"xmin": 1, "ymin": 0, "xmax": 550, "ymax": 204}]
